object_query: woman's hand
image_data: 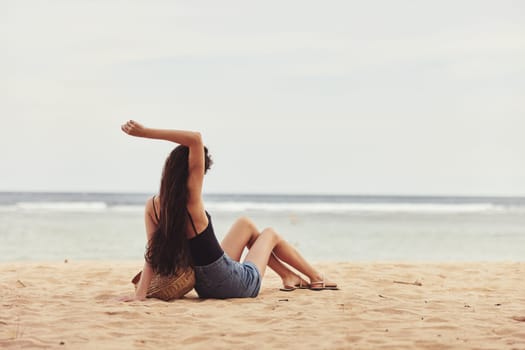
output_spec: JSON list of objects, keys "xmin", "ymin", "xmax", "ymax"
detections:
[{"xmin": 121, "ymin": 120, "xmax": 147, "ymax": 137}]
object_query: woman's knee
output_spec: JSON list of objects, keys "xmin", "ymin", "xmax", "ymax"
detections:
[
  {"xmin": 260, "ymin": 227, "xmax": 281, "ymax": 245},
  {"xmin": 235, "ymin": 216, "xmax": 257, "ymax": 230},
  {"xmin": 230, "ymin": 216, "xmax": 259, "ymax": 247}
]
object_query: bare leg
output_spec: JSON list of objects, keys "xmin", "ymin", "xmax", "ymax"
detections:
[
  {"xmin": 221, "ymin": 217, "xmax": 329, "ymax": 286},
  {"xmin": 221, "ymin": 217, "xmax": 304, "ymax": 284},
  {"xmin": 243, "ymin": 228, "xmax": 281, "ymax": 277},
  {"xmin": 244, "ymin": 227, "xmax": 337, "ymax": 290}
]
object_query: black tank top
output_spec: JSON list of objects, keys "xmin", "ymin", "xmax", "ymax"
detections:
[
  {"xmin": 152, "ymin": 196, "xmax": 223, "ymax": 266},
  {"xmin": 187, "ymin": 211, "xmax": 224, "ymax": 266}
]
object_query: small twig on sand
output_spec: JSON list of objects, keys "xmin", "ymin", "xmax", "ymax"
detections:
[
  {"xmin": 393, "ymin": 280, "xmax": 422, "ymax": 286},
  {"xmin": 512, "ymin": 316, "xmax": 525, "ymax": 322},
  {"xmin": 16, "ymin": 280, "xmax": 26, "ymax": 288}
]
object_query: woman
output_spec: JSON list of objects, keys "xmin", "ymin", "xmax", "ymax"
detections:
[{"xmin": 120, "ymin": 120, "xmax": 337, "ymax": 301}]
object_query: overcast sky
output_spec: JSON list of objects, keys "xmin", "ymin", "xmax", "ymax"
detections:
[{"xmin": 1, "ymin": 1, "xmax": 524, "ymax": 196}]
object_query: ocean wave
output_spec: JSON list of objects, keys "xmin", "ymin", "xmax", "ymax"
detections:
[
  {"xmin": 205, "ymin": 201, "xmax": 508, "ymax": 214},
  {"xmin": 0, "ymin": 202, "xmax": 146, "ymax": 213},
  {"xmin": 0, "ymin": 201, "xmax": 520, "ymax": 214},
  {"xmin": 14, "ymin": 201, "xmax": 109, "ymax": 212}
]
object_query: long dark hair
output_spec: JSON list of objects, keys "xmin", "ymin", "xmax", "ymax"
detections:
[{"xmin": 145, "ymin": 145, "xmax": 212, "ymax": 275}]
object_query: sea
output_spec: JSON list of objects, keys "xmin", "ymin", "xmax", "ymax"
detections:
[{"xmin": 0, "ymin": 192, "xmax": 524, "ymax": 262}]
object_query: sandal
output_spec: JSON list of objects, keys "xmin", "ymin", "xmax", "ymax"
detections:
[
  {"xmin": 309, "ymin": 275, "xmax": 339, "ymax": 291},
  {"xmin": 280, "ymin": 278, "xmax": 310, "ymax": 292}
]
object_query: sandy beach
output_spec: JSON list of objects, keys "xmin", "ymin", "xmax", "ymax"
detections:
[{"xmin": 1, "ymin": 261, "xmax": 524, "ymax": 349}]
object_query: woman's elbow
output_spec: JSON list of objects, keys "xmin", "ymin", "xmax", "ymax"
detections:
[{"xmin": 192, "ymin": 132, "xmax": 203, "ymax": 146}]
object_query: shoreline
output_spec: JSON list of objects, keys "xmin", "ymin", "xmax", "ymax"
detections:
[{"xmin": 1, "ymin": 261, "xmax": 524, "ymax": 349}]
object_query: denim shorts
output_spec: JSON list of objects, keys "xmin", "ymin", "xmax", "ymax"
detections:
[{"xmin": 193, "ymin": 253, "xmax": 262, "ymax": 299}]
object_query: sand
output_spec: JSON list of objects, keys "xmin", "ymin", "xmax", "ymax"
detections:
[{"xmin": 1, "ymin": 261, "xmax": 524, "ymax": 349}]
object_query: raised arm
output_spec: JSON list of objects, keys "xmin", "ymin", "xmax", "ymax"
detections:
[
  {"xmin": 121, "ymin": 120, "xmax": 202, "ymax": 147},
  {"xmin": 121, "ymin": 120, "xmax": 207, "ymax": 228}
]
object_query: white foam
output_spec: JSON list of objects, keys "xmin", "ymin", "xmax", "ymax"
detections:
[
  {"xmin": 0, "ymin": 201, "xmax": 515, "ymax": 214},
  {"xmin": 15, "ymin": 201, "xmax": 108, "ymax": 212},
  {"xmin": 205, "ymin": 201, "xmax": 505, "ymax": 214}
]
